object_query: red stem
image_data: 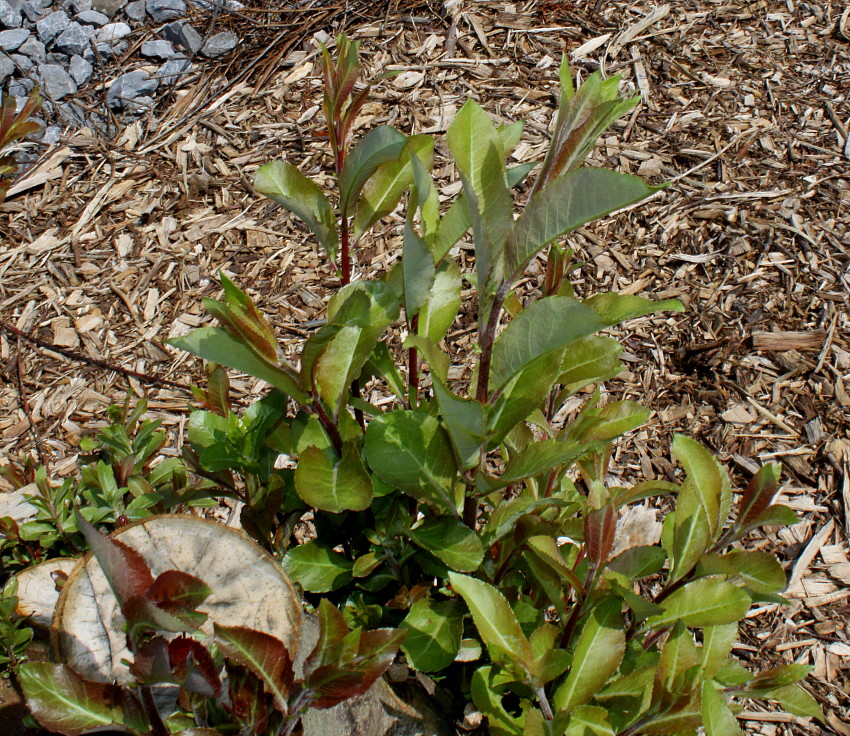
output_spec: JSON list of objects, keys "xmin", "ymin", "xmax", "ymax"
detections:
[
  {"xmin": 475, "ymin": 282, "xmax": 510, "ymax": 404},
  {"xmin": 340, "ymin": 223, "xmax": 351, "ymax": 285}
]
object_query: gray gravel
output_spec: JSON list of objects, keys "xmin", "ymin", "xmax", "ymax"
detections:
[{"xmin": 1, "ymin": 0, "xmax": 245, "ymax": 140}]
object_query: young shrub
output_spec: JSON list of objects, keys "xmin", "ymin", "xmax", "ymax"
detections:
[{"xmin": 149, "ymin": 37, "xmax": 822, "ymax": 734}]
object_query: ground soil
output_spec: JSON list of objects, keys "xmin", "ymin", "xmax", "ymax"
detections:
[{"xmin": 0, "ymin": 1, "xmax": 848, "ymax": 733}]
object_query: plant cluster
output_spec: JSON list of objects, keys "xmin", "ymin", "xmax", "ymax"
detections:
[
  {"xmin": 17, "ymin": 513, "xmax": 402, "ymax": 736},
  {"xmin": 0, "ymin": 396, "xmax": 213, "ymax": 579},
  {"xmin": 1, "ymin": 36, "xmax": 823, "ymax": 736}
]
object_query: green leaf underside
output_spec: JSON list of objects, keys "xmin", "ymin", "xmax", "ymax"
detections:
[
  {"xmin": 169, "ymin": 327, "xmax": 307, "ymax": 405},
  {"xmin": 506, "ymin": 168, "xmax": 657, "ymax": 279},
  {"xmin": 254, "ymin": 160, "xmax": 338, "ymax": 258},
  {"xmin": 490, "ymin": 297, "xmax": 607, "ymax": 391}
]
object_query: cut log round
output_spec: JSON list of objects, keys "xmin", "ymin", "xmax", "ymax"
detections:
[
  {"xmin": 14, "ymin": 558, "xmax": 79, "ymax": 627},
  {"xmin": 52, "ymin": 515, "xmax": 301, "ymax": 685}
]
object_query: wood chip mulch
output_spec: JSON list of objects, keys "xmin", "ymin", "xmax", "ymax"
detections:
[{"xmin": 0, "ymin": 1, "xmax": 848, "ymax": 733}]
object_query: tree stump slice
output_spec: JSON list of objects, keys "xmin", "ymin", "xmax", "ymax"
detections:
[
  {"xmin": 52, "ymin": 515, "xmax": 301, "ymax": 685},
  {"xmin": 14, "ymin": 558, "xmax": 78, "ymax": 627}
]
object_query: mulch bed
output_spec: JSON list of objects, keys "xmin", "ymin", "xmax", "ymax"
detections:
[{"xmin": 0, "ymin": 0, "xmax": 848, "ymax": 733}]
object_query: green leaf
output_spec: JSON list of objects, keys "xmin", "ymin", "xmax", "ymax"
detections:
[
  {"xmin": 524, "ymin": 535, "xmax": 584, "ymax": 595},
  {"xmin": 668, "ymin": 435, "xmax": 732, "ymax": 583},
  {"xmin": 646, "ymin": 578, "xmax": 751, "ymax": 629},
  {"xmin": 745, "ymin": 503, "xmax": 798, "ymax": 532},
  {"xmin": 449, "ymin": 572, "xmax": 534, "ymax": 672},
  {"xmin": 506, "ymin": 169, "xmax": 656, "ymax": 280},
  {"xmin": 702, "ymin": 681, "xmax": 743, "ymax": 736},
  {"xmin": 254, "ymin": 160, "xmax": 338, "ymax": 259},
  {"xmin": 572, "ymin": 401, "xmax": 649, "ymax": 443},
  {"xmin": 282, "ymin": 541, "xmax": 353, "ymax": 593},
  {"xmin": 352, "ymin": 134, "xmax": 434, "ymax": 240},
  {"xmin": 409, "ymin": 517, "xmax": 484, "ymax": 572},
  {"xmin": 314, "ymin": 281, "xmax": 400, "ymax": 416},
  {"xmin": 495, "ymin": 439, "xmax": 584, "ymax": 489},
  {"xmin": 400, "ymin": 597, "xmax": 464, "ymax": 672},
  {"xmin": 169, "ymin": 327, "xmax": 308, "ymax": 405},
  {"xmin": 482, "ymin": 496, "xmax": 566, "ymax": 546},
  {"xmin": 339, "ymin": 125, "xmax": 408, "ymax": 215},
  {"xmin": 403, "ymin": 217, "xmax": 436, "ymax": 316},
  {"xmin": 446, "ymin": 99, "xmax": 513, "ymax": 297},
  {"xmin": 585, "ymin": 292, "xmax": 684, "ymax": 326},
  {"xmin": 214, "ymin": 624, "xmax": 293, "ymax": 711},
  {"xmin": 418, "ymin": 259, "xmax": 462, "ymax": 344},
  {"xmin": 471, "ymin": 666, "xmax": 524, "ymax": 736},
  {"xmin": 700, "ymin": 623, "xmax": 738, "ymax": 679},
  {"xmin": 673, "ymin": 435, "xmax": 731, "ymax": 539},
  {"xmin": 431, "ymin": 376, "xmax": 487, "ymax": 469},
  {"xmin": 564, "ymin": 705, "xmax": 615, "ymax": 736},
  {"xmin": 491, "ymin": 296, "xmax": 606, "ymax": 391},
  {"xmin": 557, "ymin": 336, "xmax": 623, "ymax": 395},
  {"xmin": 18, "ymin": 663, "xmax": 146, "ymax": 736},
  {"xmin": 364, "ymin": 410, "xmax": 459, "ymax": 514},
  {"xmin": 657, "ymin": 621, "xmax": 699, "ymax": 694},
  {"xmin": 699, "ymin": 550, "xmax": 787, "ymax": 594},
  {"xmin": 488, "ymin": 350, "xmax": 565, "ymax": 442},
  {"xmin": 607, "ymin": 545, "xmax": 667, "ymax": 579},
  {"xmin": 295, "ymin": 444, "xmax": 373, "ymax": 513},
  {"xmin": 553, "ymin": 596, "xmax": 625, "ymax": 711},
  {"xmin": 432, "ymin": 162, "xmax": 532, "ymax": 263},
  {"xmin": 757, "ymin": 684, "xmax": 823, "ymax": 721}
]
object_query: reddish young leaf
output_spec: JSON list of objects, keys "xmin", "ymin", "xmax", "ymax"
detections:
[
  {"xmin": 306, "ymin": 667, "xmax": 367, "ymax": 709},
  {"xmin": 204, "ymin": 363, "xmax": 231, "ymax": 416},
  {"xmin": 303, "ymin": 599, "xmax": 351, "ymax": 675},
  {"xmin": 584, "ymin": 504, "xmax": 617, "ymax": 569},
  {"xmin": 736, "ymin": 463, "xmax": 781, "ymax": 531},
  {"xmin": 356, "ymin": 628, "xmax": 407, "ymax": 682},
  {"xmin": 225, "ymin": 662, "xmax": 271, "ymax": 731},
  {"xmin": 168, "ymin": 636, "xmax": 222, "ymax": 698},
  {"xmin": 128, "ymin": 636, "xmax": 172, "ymax": 684},
  {"xmin": 75, "ymin": 511, "xmax": 154, "ymax": 607},
  {"xmin": 215, "ymin": 624, "xmax": 294, "ymax": 712},
  {"xmin": 146, "ymin": 570, "xmax": 212, "ymax": 610}
]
